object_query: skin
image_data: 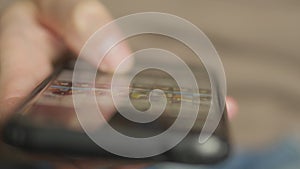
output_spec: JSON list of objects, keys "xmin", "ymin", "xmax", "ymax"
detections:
[{"xmin": 0, "ymin": 0, "xmax": 238, "ymax": 168}]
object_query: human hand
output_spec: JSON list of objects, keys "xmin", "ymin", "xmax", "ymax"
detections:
[{"xmin": 0, "ymin": 0, "xmax": 131, "ymax": 122}]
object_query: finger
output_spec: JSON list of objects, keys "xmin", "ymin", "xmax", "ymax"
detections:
[
  {"xmin": 34, "ymin": 0, "xmax": 132, "ymax": 72},
  {"xmin": 0, "ymin": 1, "xmax": 64, "ymax": 122},
  {"xmin": 226, "ymin": 96, "xmax": 238, "ymax": 120}
]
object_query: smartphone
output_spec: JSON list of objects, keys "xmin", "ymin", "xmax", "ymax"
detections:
[{"xmin": 2, "ymin": 58, "xmax": 230, "ymax": 164}]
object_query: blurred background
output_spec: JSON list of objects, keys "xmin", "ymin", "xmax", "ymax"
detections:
[{"xmin": 101, "ymin": 0, "xmax": 300, "ymax": 149}]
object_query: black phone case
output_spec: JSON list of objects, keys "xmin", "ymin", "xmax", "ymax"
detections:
[
  {"xmin": 3, "ymin": 113, "xmax": 230, "ymax": 164},
  {"xmin": 1, "ymin": 59, "xmax": 231, "ymax": 164}
]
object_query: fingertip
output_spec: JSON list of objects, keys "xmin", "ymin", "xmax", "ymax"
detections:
[
  {"xmin": 226, "ymin": 96, "xmax": 238, "ymax": 120},
  {"xmin": 65, "ymin": 0, "xmax": 134, "ymax": 73},
  {"xmin": 100, "ymin": 43, "xmax": 134, "ymax": 73}
]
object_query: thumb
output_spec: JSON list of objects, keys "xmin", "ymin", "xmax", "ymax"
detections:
[{"xmin": 34, "ymin": 0, "xmax": 132, "ymax": 72}]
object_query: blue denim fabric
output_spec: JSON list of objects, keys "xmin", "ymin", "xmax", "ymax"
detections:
[{"xmin": 145, "ymin": 139, "xmax": 300, "ymax": 169}]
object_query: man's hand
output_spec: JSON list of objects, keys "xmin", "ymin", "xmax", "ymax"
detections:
[{"xmin": 0, "ymin": 0, "xmax": 131, "ymax": 122}]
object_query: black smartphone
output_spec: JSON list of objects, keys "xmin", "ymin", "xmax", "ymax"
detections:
[{"xmin": 2, "ymin": 58, "xmax": 230, "ymax": 164}]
